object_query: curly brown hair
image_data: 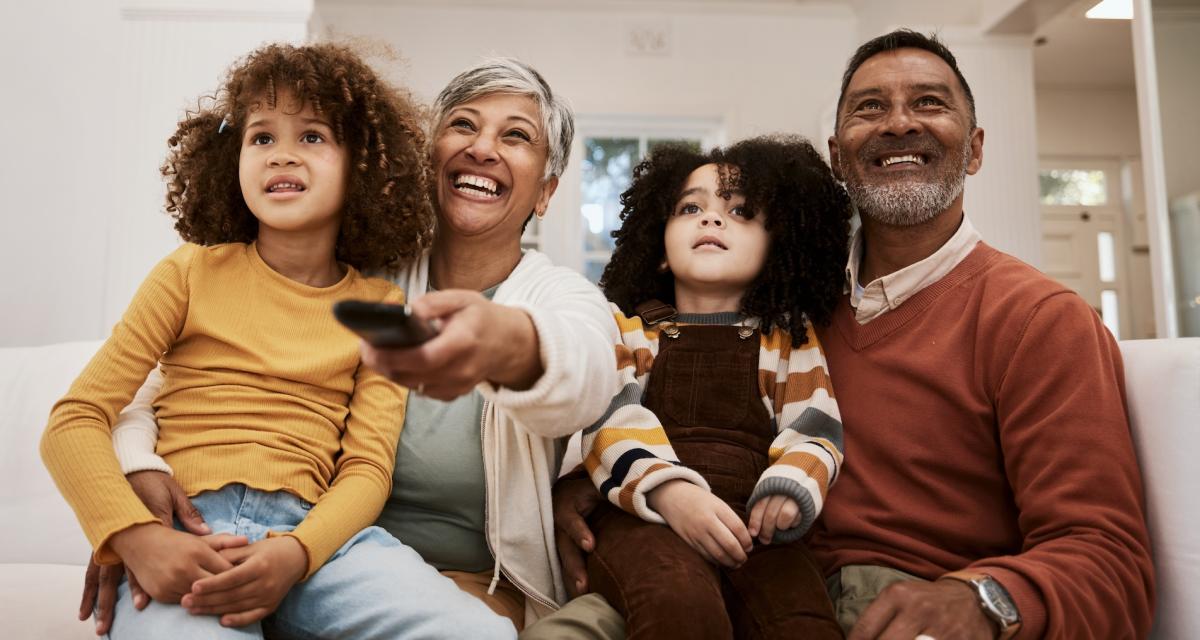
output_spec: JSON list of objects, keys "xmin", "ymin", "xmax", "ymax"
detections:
[
  {"xmin": 600, "ymin": 135, "xmax": 851, "ymax": 345},
  {"xmin": 161, "ymin": 42, "xmax": 434, "ymax": 272}
]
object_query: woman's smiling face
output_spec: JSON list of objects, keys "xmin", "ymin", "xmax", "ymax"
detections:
[{"xmin": 432, "ymin": 92, "xmax": 558, "ymax": 242}]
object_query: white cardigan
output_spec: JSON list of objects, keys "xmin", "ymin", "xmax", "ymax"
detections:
[{"xmin": 111, "ymin": 249, "xmax": 620, "ymax": 624}]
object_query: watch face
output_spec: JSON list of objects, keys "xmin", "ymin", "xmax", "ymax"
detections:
[{"xmin": 979, "ymin": 578, "xmax": 1020, "ymax": 624}]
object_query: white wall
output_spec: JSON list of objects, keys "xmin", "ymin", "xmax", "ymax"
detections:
[
  {"xmin": 1036, "ymin": 87, "xmax": 1142, "ymax": 158},
  {"xmin": 0, "ymin": 1, "xmax": 310, "ymax": 348}
]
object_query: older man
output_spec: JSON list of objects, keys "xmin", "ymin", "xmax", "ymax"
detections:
[{"xmin": 549, "ymin": 30, "xmax": 1154, "ymax": 640}]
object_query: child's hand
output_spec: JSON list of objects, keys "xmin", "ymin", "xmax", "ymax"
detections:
[
  {"xmin": 648, "ymin": 479, "xmax": 753, "ymax": 568},
  {"xmin": 109, "ymin": 523, "xmax": 241, "ymax": 603},
  {"xmin": 748, "ymin": 494, "xmax": 803, "ymax": 544},
  {"xmin": 182, "ymin": 536, "xmax": 308, "ymax": 627}
]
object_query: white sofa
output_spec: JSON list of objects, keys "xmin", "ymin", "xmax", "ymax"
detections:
[{"xmin": 2, "ymin": 338, "xmax": 1198, "ymax": 639}]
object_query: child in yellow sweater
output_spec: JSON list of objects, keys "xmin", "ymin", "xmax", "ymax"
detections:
[{"xmin": 41, "ymin": 42, "xmax": 515, "ymax": 639}]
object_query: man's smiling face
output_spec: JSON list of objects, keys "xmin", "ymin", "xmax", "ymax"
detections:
[{"xmin": 829, "ymin": 47, "xmax": 984, "ymax": 227}]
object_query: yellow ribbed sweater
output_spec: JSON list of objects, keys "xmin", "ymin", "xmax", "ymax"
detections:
[{"xmin": 40, "ymin": 242, "xmax": 407, "ymax": 578}]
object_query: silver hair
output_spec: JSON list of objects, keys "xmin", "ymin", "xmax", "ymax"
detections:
[
  {"xmin": 432, "ymin": 57, "xmax": 574, "ymax": 181},
  {"xmin": 842, "ymin": 134, "xmax": 973, "ymax": 227}
]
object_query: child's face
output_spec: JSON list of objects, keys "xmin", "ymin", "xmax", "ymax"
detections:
[
  {"xmin": 663, "ymin": 163, "xmax": 770, "ymax": 299},
  {"xmin": 431, "ymin": 92, "xmax": 557, "ymax": 242},
  {"xmin": 239, "ymin": 91, "xmax": 349, "ymax": 237}
]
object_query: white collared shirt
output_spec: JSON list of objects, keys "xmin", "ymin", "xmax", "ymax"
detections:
[{"xmin": 846, "ymin": 215, "xmax": 981, "ymax": 324}]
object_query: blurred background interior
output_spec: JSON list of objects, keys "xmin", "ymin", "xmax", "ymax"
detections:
[{"xmin": 3, "ymin": 0, "xmax": 1197, "ymax": 346}]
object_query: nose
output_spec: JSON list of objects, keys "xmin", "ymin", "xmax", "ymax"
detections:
[
  {"xmin": 700, "ymin": 211, "xmax": 724, "ymax": 228},
  {"xmin": 465, "ymin": 132, "xmax": 499, "ymax": 164},
  {"xmin": 881, "ymin": 104, "xmax": 922, "ymax": 137},
  {"xmin": 268, "ymin": 142, "xmax": 301, "ymax": 167}
]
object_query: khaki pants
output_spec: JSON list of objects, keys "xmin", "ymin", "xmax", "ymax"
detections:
[
  {"xmin": 443, "ymin": 570, "xmax": 527, "ymax": 631},
  {"xmin": 825, "ymin": 565, "xmax": 926, "ymax": 633},
  {"xmin": 519, "ymin": 593, "xmax": 626, "ymax": 640}
]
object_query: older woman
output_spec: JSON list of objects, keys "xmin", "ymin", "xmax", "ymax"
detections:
[{"xmin": 81, "ymin": 58, "xmax": 623, "ymax": 636}]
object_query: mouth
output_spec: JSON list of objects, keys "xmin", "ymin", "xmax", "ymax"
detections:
[
  {"xmin": 693, "ymin": 236, "xmax": 728, "ymax": 250},
  {"xmin": 265, "ymin": 175, "xmax": 307, "ymax": 194},
  {"xmin": 452, "ymin": 173, "xmax": 505, "ymax": 200},
  {"xmin": 875, "ymin": 153, "xmax": 928, "ymax": 169}
]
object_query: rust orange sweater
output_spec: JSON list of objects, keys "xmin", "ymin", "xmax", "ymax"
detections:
[{"xmin": 809, "ymin": 243, "xmax": 1154, "ymax": 639}]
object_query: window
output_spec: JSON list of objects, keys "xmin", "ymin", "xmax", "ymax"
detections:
[{"xmin": 1039, "ymin": 169, "xmax": 1108, "ymax": 206}]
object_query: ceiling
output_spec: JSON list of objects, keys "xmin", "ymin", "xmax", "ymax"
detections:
[{"xmin": 1033, "ymin": 0, "xmax": 1136, "ymax": 88}]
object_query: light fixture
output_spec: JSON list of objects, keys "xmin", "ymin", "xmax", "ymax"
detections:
[{"xmin": 1086, "ymin": 0, "xmax": 1133, "ymax": 20}]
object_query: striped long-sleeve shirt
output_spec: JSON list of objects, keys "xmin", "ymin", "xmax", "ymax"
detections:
[{"xmin": 581, "ymin": 305, "xmax": 844, "ymax": 542}]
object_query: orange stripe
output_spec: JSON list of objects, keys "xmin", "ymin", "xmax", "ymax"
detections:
[
  {"xmin": 762, "ymin": 368, "xmax": 834, "ymax": 413},
  {"xmin": 618, "ymin": 462, "xmax": 672, "ymax": 512},
  {"xmin": 776, "ymin": 451, "xmax": 830, "ymax": 499}
]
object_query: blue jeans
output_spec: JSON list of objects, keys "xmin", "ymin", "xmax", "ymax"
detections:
[{"xmin": 106, "ymin": 484, "xmax": 516, "ymax": 639}]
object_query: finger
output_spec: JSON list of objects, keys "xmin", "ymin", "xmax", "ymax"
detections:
[
  {"xmin": 847, "ymin": 591, "xmax": 901, "ymax": 640},
  {"xmin": 220, "ymin": 607, "xmax": 273, "ymax": 628},
  {"xmin": 556, "ymin": 527, "xmax": 590, "ymax": 598},
  {"xmin": 203, "ymin": 533, "xmax": 249, "ymax": 551},
  {"xmin": 558, "ymin": 506, "xmax": 596, "ymax": 554},
  {"xmin": 700, "ymin": 530, "xmax": 736, "ymax": 568},
  {"xmin": 171, "ymin": 485, "xmax": 210, "ymax": 535},
  {"xmin": 217, "ymin": 544, "xmax": 256, "ymax": 564},
  {"xmin": 759, "ymin": 497, "xmax": 783, "ymax": 544},
  {"xmin": 79, "ymin": 560, "xmax": 100, "ymax": 621},
  {"xmin": 410, "ymin": 289, "xmax": 480, "ymax": 320},
  {"xmin": 191, "ymin": 561, "xmax": 258, "ymax": 596},
  {"xmin": 747, "ymin": 501, "xmax": 766, "ymax": 539},
  {"xmin": 183, "ymin": 582, "xmax": 263, "ymax": 612},
  {"xmin": 194, "ymin": 548, "xmax": 236, "ymax": 577},
  {"xmin": 716, "ymin": 507, "xmax": 754, "ymax": 553},
  {"xmin": 94, "ymin": 565, "xmax": 121, "ymax": 634},
  {"xmin": 128, "ymin": 571, "xmax": 150, "ymax": 610},
  {"xmin": 709, "ymin": 520, "xmax": 748, "ymax": 567},
  {"xmin": 776, "ymin": 499, "xmax": 800, "ymax": 532}
]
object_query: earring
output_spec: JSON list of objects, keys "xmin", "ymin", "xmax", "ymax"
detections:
[
  {"xmin": 658, "ymin": 260, "xmax": 670, "ymax": 273},
  {"xmin": 535, "ymin": 209, "xmax": 546, "ymax": 219}
]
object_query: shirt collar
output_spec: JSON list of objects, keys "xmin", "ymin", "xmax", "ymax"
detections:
[{"xmin": 846, "ymin": 214, "xmax": 981, "ymax": 324}]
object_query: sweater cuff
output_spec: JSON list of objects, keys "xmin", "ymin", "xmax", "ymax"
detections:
[
  {"xmin": 476, "ymin": 302, "xmax": 564, "ymax": 409},
  {"xmin": 746, "ymin": 476, "xmax": 817, "ymax": 543},
  {"xmin": 112, "ymin": 428, "xmax": 173, "ymax": 476},
  {"xmin": 963, "ymin": 565, "xmax": 1047, "ymax": 640},
  {"xmin": 628, "ymin": 465, "xmax": 711, "ymax": 525}
]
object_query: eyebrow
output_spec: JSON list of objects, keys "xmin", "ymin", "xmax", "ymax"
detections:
[{"xmin": 844, "ymin": 82, "xmax": 955, "ymax": 107}]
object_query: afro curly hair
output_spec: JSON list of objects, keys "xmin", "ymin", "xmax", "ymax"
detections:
[
  {"xmin": 161, "ymin": 42, "xmax": 434, "ymax": 273},
  {"xmin": 600, "ymin": 134, "xmax": 851, "ymax": 345}
]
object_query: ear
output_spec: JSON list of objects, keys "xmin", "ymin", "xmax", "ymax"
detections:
[
  {"xmin": 828, "ymin": 136, "xmax": 844, "ymax": 182},
  {"xmin": 965, "ymin": 127, "xmax": 984, "ymax": 176},
  {"xmin": 534, "ymin": 176, "xmax": 560, "ymax": 217}
]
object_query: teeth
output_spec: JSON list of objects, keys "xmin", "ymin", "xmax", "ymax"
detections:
[
  {"xmin": 454, "ymin": 174, "xmax": 499, "ymax": 195},
  {"xmin": 269, "ymin": 182, "xmax": 303, "ymax": 192},
  {"xmin": 882, "ymin": 154, "xmax": 924, "ymax": 167}
]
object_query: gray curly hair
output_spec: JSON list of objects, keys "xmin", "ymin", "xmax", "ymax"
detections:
[{"xmin": 432, "ymin": 57, "xmax": 574, "ymax": 181}]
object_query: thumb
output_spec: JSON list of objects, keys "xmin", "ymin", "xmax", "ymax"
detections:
[
  {"xmin": 171, "ymin": 484, "xmax": 210, "ymax": 535},
  {"xmin": 411, "ymin": 289, "xmax": 481, "ymax": 321}
]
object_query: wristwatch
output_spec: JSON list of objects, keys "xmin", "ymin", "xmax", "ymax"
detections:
[{"xmin": 941, "ymin": 570, "xmax": 1021, "ymax": 639}]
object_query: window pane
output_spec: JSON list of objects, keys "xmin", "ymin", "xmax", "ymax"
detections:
[
  {"xmin": 1039, "ymin": 169, "xmax": 1107, "ymax": 206},
  {"xmin": 581, "ymin": 138, "xmax": 639, "ymax": 255},
  {"xmin": 584, "ymin": 259, "xmax": 608, "ymax": 285},
  {"xmin": 1097, "ymin": 231, "xmax": 1116, "ymax": 282},
  {"xmin": 1101, "ymin": 289, "xmax": 1120, "ymax": 339}
]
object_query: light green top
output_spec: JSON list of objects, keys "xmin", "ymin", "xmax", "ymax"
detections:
[{"xmin": 374, "ymin": 284, "xmax": 500, "ymax": 572}]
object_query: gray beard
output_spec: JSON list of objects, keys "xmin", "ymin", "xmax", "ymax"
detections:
[{"xmin": 842, "ymin": 137, "xmax": 971, "ymax": 227}]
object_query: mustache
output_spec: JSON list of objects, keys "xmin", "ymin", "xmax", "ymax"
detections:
[{"xmin": 855, "ymin": 134, "xmax": 944, "ymax": 163}]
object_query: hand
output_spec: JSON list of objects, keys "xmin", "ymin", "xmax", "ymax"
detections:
[
  {"xmin": 648, "ymin": 480, "xmax": 752, "ymax": 569},
  {"xmin": 747, "ymin": 494, "xmax": 803, "ymax": 544},
  {"xmin": 79, "ymin": 471, "xmax": 219, "ymax": 633},
  {"xmin": 182, "ymin": 536, "xmax": 308, "ymax": 627},
  {"xmin": 552, "ymin": 472, "xmax": 603, "ymax": 598},
  {"xmin": 127, "ymin": 470, "xmax": 211, "ymax": 535},
  {"xmin": 360, "ymin": 290, "xmax": 542, "ymax": 400},
  {"xmin": 109, "ymin": 524, "xmax": 243, "ymax": 604},
  {"xmin": 848, "ymin": 579, "xmax": 996, "ymax": 640},
  {"xmin": 80, "ymin": 533, "xmax": 248, "ymax": 634}
]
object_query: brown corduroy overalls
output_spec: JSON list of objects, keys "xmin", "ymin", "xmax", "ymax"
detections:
[{"xmin": 586, "ymin": 309, "xmax": 842, "ymax": 640}]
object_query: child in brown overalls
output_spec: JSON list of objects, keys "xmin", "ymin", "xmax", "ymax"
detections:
[{"xmin": 579, "ymin": 135, "xmax": 852, "ymax": 639}]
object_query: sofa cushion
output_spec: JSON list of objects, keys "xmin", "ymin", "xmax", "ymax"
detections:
[
  {"xmin": 0, "ymin": 340, "xmax": 100, "ymax": 566},
  {"xmin": 0, "ymin": 563, "xmax": 94, "ymax": 639},
  {"xmin": 1120, "ymin": 338, "xmax": 1200, "ymax": 639}
]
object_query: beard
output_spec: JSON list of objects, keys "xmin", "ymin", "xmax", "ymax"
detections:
[{"xmin": 840, "ymin": 133, "xmax": 972, "ymax": 227}]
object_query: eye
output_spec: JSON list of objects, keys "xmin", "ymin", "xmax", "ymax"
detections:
[
  {"xmin": 251, "ymin": 133, "xmax": 273, "ymax": 145},
  {"xmin": 302, "ymin": 132, "xmax": 325, "ymax": 144},
  {"xmin": 915, "ymin": 96, "xmax": 946, "ymax": 108},
  {"xmin": 676, "ymin": 203, "xmax": 701, "ymax": 216},
  {"xmin": 857, "ymin": 100, "xmax": 884, "ymax": 112},
  {"xmin": 449, "ymin": 118, "xmax": 475, "ymax": 132},
  {"xmin": 505, "ymin": 128, "xmax": 532, "ymax": 142},
  {"xmin": 730, "ymin": 206, "xmax": 750, "ymax": 219}
]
